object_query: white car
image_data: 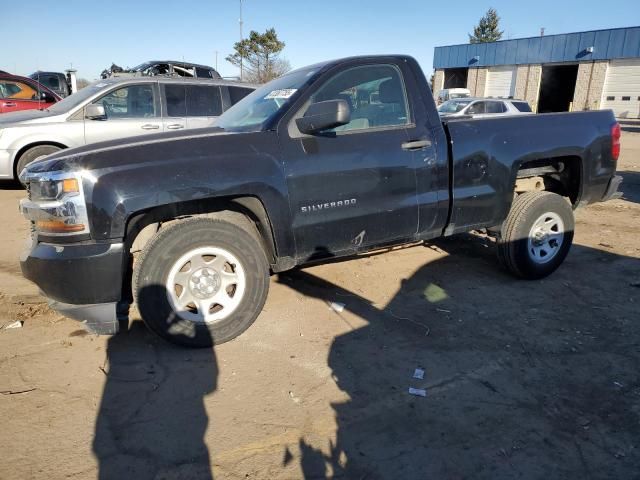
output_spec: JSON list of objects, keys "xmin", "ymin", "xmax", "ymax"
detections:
[
  {"xmin": 436, "ymin": 88, "xmax": 470, "ymax": 105},
  {"xmin": 438, "ymin": 98, "xmax": 533, "ymax": 118},
  {"xmin": 0, "ymin": 77, "xmax": 255, "ymax": 181}
]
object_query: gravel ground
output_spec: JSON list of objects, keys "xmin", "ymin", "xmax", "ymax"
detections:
[{"xmin": 0, "ymin": 127, "xmax": 638, "ymax": 479}]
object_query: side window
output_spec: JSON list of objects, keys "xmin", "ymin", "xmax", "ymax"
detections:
[
  {"xmin": 44, "ymin": 75, "xmax": 61, "ymax": 91},
  {"xmin": 195, "ymin": 67, "xmax": 212, "ymax": 78},
  {"xmin": 0, "ymin": 80, "xmax": 38, "ymax": 100},
  {"xmin": 485, "ymin": 101, "xmax": 504, "ymax": 114},
  {"xmin": 94, "ymin": 84, "xmax": 157, "ymax": 119},
  {"xmin": 228, "ymin": 86, "xmax": 253, "ymax": 105},
  {"xmin": 164, "ymin": 84, "xmax": 187, "ymax": 117},
  {"xmin": 309, "ymin": 64, "xmax": 410, "ymax": 132},
  {"xmin": 185, "ymin": 85, "xmax": 222, "ymax": 116},
  {"xmin": 512, "ymin": 101, "xmax": 532, "ymax": 112},
  {"xmin": 467, "ymin": 102, "xmax": 486, "ymax": 114}
]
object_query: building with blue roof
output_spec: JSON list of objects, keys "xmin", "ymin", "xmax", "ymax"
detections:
[{"xmin": 432, "ymin": 26, "xmax": 640, "ymax": 118}]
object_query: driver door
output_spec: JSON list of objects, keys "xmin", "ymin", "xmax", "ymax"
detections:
[
  {"xmin": 280, "ymin": 62, "xmax": 423, "ymax": 261},
  {"xmin": 84, "ymin": 83, "xmax": 161, "ymax": 145}
]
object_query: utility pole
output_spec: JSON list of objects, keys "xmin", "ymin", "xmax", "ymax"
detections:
[
  {"xmin": 215, "ymin": 50, "xmax": 219, "ymax": 71},
  {"xmin": 239, "ymin": 0, "xmax": 244, "ymax": 81},
  {"xmin": 540, "ymin": 27, "xmax": 545, "ymax": 37}
]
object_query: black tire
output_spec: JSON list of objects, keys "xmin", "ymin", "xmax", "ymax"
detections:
[
  {"xmin": 133, "ymin": 215, "xmax": 269, "ymax": 348},
  {"xmin": 497, "ymin": 191, "xmax": 574, "ymax": 279},
  {"xmin": 16, "ymin": 145, "xmax": 61, "ymax": 182}
]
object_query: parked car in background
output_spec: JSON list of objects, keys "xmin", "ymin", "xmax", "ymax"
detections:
[
  {"xmin": 438, "ymin": 98, "xmax": 533, "ymax": 118},
  {"xmin": 436, "ymin": 88, "xmax": 470, "ymax": 104},
  {"xmin": 29, "ymin": 71, "xmax": 73, "ymax": 98},
  {"xmin": 0, "ymin": 77, "xmax": 255, "ymax": 180},
  {"xmin": 102, "ymin": 60, "xmax": 221, "ymax": 80},
  {"xmin": 0, "ymin": 72, "xmax": 60, "ymax": 114}
]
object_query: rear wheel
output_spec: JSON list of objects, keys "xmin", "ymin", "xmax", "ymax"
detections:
[
  {"xmin": 16, "ymin": 145, "xmax": 61, "ymax": 182},
  {"xmin": 133, "ymin": 215, "xmax": 270, "ymax": 347},
  {"xmin": 497, "ymin": 191, "xmax": 574, "ymax": 279}
]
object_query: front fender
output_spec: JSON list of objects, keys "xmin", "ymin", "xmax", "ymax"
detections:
[{"xmin": 81, "ymin": 131, "xmax": 295, "ymax": 260}]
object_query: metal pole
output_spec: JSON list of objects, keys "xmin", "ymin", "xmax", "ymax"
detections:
[
  {"xmin": 215, "ymin": 50, "xmax": 218, "ymax": 72},
  {"xmin": 239, "ymin": 0, "xmax": 244, "ymax": 81}
]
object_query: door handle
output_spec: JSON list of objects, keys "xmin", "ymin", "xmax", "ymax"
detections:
[
  {"xmin": 3, "ymin": 102, "xmax": 17, "ymax": 108},
  {"xmin": 141, "ymin": 124, "xmax": 160, "ymax": 130},
  {"xmin": 402, "ymin": 139, "xmax": 432, "ymax": 151},
  {"xmin": 166, "ymin": 124, "xmax": 184, "ymax": 130}
]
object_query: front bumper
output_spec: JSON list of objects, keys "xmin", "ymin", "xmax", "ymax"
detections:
[
  {"xmin": 602, "ymin": 175, "xmax": 623, "ymax": 201},
  {"xmin": 20, "ymin": 241, "xmax": 126, "ymax": 334}
]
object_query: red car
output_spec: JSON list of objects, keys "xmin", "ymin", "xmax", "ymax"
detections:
[{"xmin": 0, "ymin": 71, "xmax": 61, "ymax": 113}]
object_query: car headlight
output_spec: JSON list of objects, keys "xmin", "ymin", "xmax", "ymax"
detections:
[{"xmin": 20, "ymin": 172, "xmax": 90, "ymax": 236}]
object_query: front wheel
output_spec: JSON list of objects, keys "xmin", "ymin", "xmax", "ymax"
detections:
[
  {"xmin": 497, "ymin": 191, "xmax": 574, "ymax": 279},
  {"xmin": 133, "ymin": 216, "xmax": 270, "ymax": 347}
]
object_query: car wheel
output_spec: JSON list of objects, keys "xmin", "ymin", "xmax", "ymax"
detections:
[
  {"xmin": 16, "ymin": 145, "xmax": 61, "ymax": 183},
  {"xmin": 133, "ymin": 215, "xmax": 270, "ymax": 348},
  {"xmin": 497, "ymin": 191, "xmax": 574, "ymax": 279}
]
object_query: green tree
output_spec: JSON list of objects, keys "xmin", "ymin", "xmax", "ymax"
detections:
[
  {"xmin": 226, "ymin": 28, "xmax": 290, "ymax": 83},
  {"xmin": 469, "ymin": 8, "xmax": 504, "ymax": 44}
]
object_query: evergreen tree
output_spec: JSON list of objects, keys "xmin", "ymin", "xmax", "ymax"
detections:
[
  {"xmin": 469, "ymin": 8, "xmax": 504, "ymax": 44},
  {"xmin": 226, "ymin": 28, "xmax": 290, "ymax": 83}
]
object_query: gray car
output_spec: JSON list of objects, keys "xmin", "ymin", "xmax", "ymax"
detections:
[
  {"xmin": 438, "ymin": 97, "xmax": 533, "ymax": 118},
  {"xmin": 0, "ymin": 77, "xmax": 255, "ymax": 180}
]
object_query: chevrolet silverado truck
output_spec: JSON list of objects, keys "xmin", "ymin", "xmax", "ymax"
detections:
[{"xmin": 19, "ymin": 55, "xmax": 622, "ymax": 348}]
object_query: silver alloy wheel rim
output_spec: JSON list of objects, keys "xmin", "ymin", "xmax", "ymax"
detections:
[
  {"xmin": 166, "ymin": 246, "xmax": 246, "ymax": 324},
  {"xmin": 527, "ymin": 212, "xmax": 565, "ymax": 264}
]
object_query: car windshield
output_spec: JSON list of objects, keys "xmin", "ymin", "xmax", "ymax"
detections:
[
  {"xmin": 216, "ymin": 67, "xmax": 318, "ymax": 132},
  {"xmin": 47, "ymin": 81, "xmax": 115, "ymax": 113},
  {"xmin": 438, "ymin": 99, "xmax": 471, "ymax": 113}
]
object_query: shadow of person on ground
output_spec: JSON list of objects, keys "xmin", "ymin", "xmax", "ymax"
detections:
[
  {"xmin": 280, "ymin": 234, "xmax": 640, "ymax": 479},
  {"xmin": 93, "ymin": 285, "xmax": 217, "ymax": 480}
]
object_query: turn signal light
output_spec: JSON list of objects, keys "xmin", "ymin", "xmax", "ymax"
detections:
[
  {"xmin": 62, "ymin": 178, "xmax": 79, "ymax": 193},
  {"xmin": 35, "ymin": 220, "xmax": 86, "ymax": 233},
  {"xmin": 611, "ymin": 123, "xmax": 621, "ymax": 161}
]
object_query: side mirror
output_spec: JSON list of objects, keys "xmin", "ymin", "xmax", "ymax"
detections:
[
  {"xmin": 85, "ymin": 103, "xmax": 106, "ymax": 120},
  {"xmin": 296, "ymin": 99, "xmax": 351, "ymax": 135},
  {"xmin": 40, "ymin": 91, "xmax": 57, "ymax": 103}
]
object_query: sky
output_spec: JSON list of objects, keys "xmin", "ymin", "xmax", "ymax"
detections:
[{"xmin": 3, "ymin": 0, "xmax": 640, "ymax": 81}]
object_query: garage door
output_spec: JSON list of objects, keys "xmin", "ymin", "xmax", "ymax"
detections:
[
  {"xmin": 485, "ymin": 66, "xmax": 517, "ymax": 98},
  {"xmin": 601, "ymin": 59, "xmax": 640, "ymax": 119}
]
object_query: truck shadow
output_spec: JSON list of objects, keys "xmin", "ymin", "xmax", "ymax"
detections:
[
  {"xmin": 278, "ymin": 234, "xmax": 640, "ymax": 479},
  {"xmin": 618, "ymin": 170, "xmax": 640, "ymax": 203},
  {"xmin": 93, "ymin": 285, "xmax": 217, "ymax": 480}
]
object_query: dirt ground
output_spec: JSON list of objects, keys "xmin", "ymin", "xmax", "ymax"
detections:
[{"xmin": 1, "ymin": 126, "xmax": 639, "ymax": 480}]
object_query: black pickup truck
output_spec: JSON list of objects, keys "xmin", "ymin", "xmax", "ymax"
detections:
[{"xmin": 19, "ymin": 55, "xmax": 622, "ymax": 347}]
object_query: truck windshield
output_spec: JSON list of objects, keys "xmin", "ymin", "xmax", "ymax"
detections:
[
  {"xmin": 438, "ymin": 99, "xmax": 471, "ymax": 113},
  {"xmin": 216, "ymin": 67, "xmax": 317, "ymax": 132}
]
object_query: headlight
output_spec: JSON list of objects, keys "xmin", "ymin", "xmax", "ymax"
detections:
[{"xmin": 20, "ymin": 172, "xmax": 90, "ymax": 237}]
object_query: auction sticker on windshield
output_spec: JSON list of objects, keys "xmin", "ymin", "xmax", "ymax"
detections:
[{"xmin": 264, "ymin": 89, "xmax": 297, "ymax": 100}]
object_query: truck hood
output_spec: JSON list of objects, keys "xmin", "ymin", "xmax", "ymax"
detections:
[
  {"xmin": 22, "ymin": 127, "xmax": 259, "ymax": 176},
  {"xmin": 0, "ymin": 108, "xmax": 65, "ymax": 126}
]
